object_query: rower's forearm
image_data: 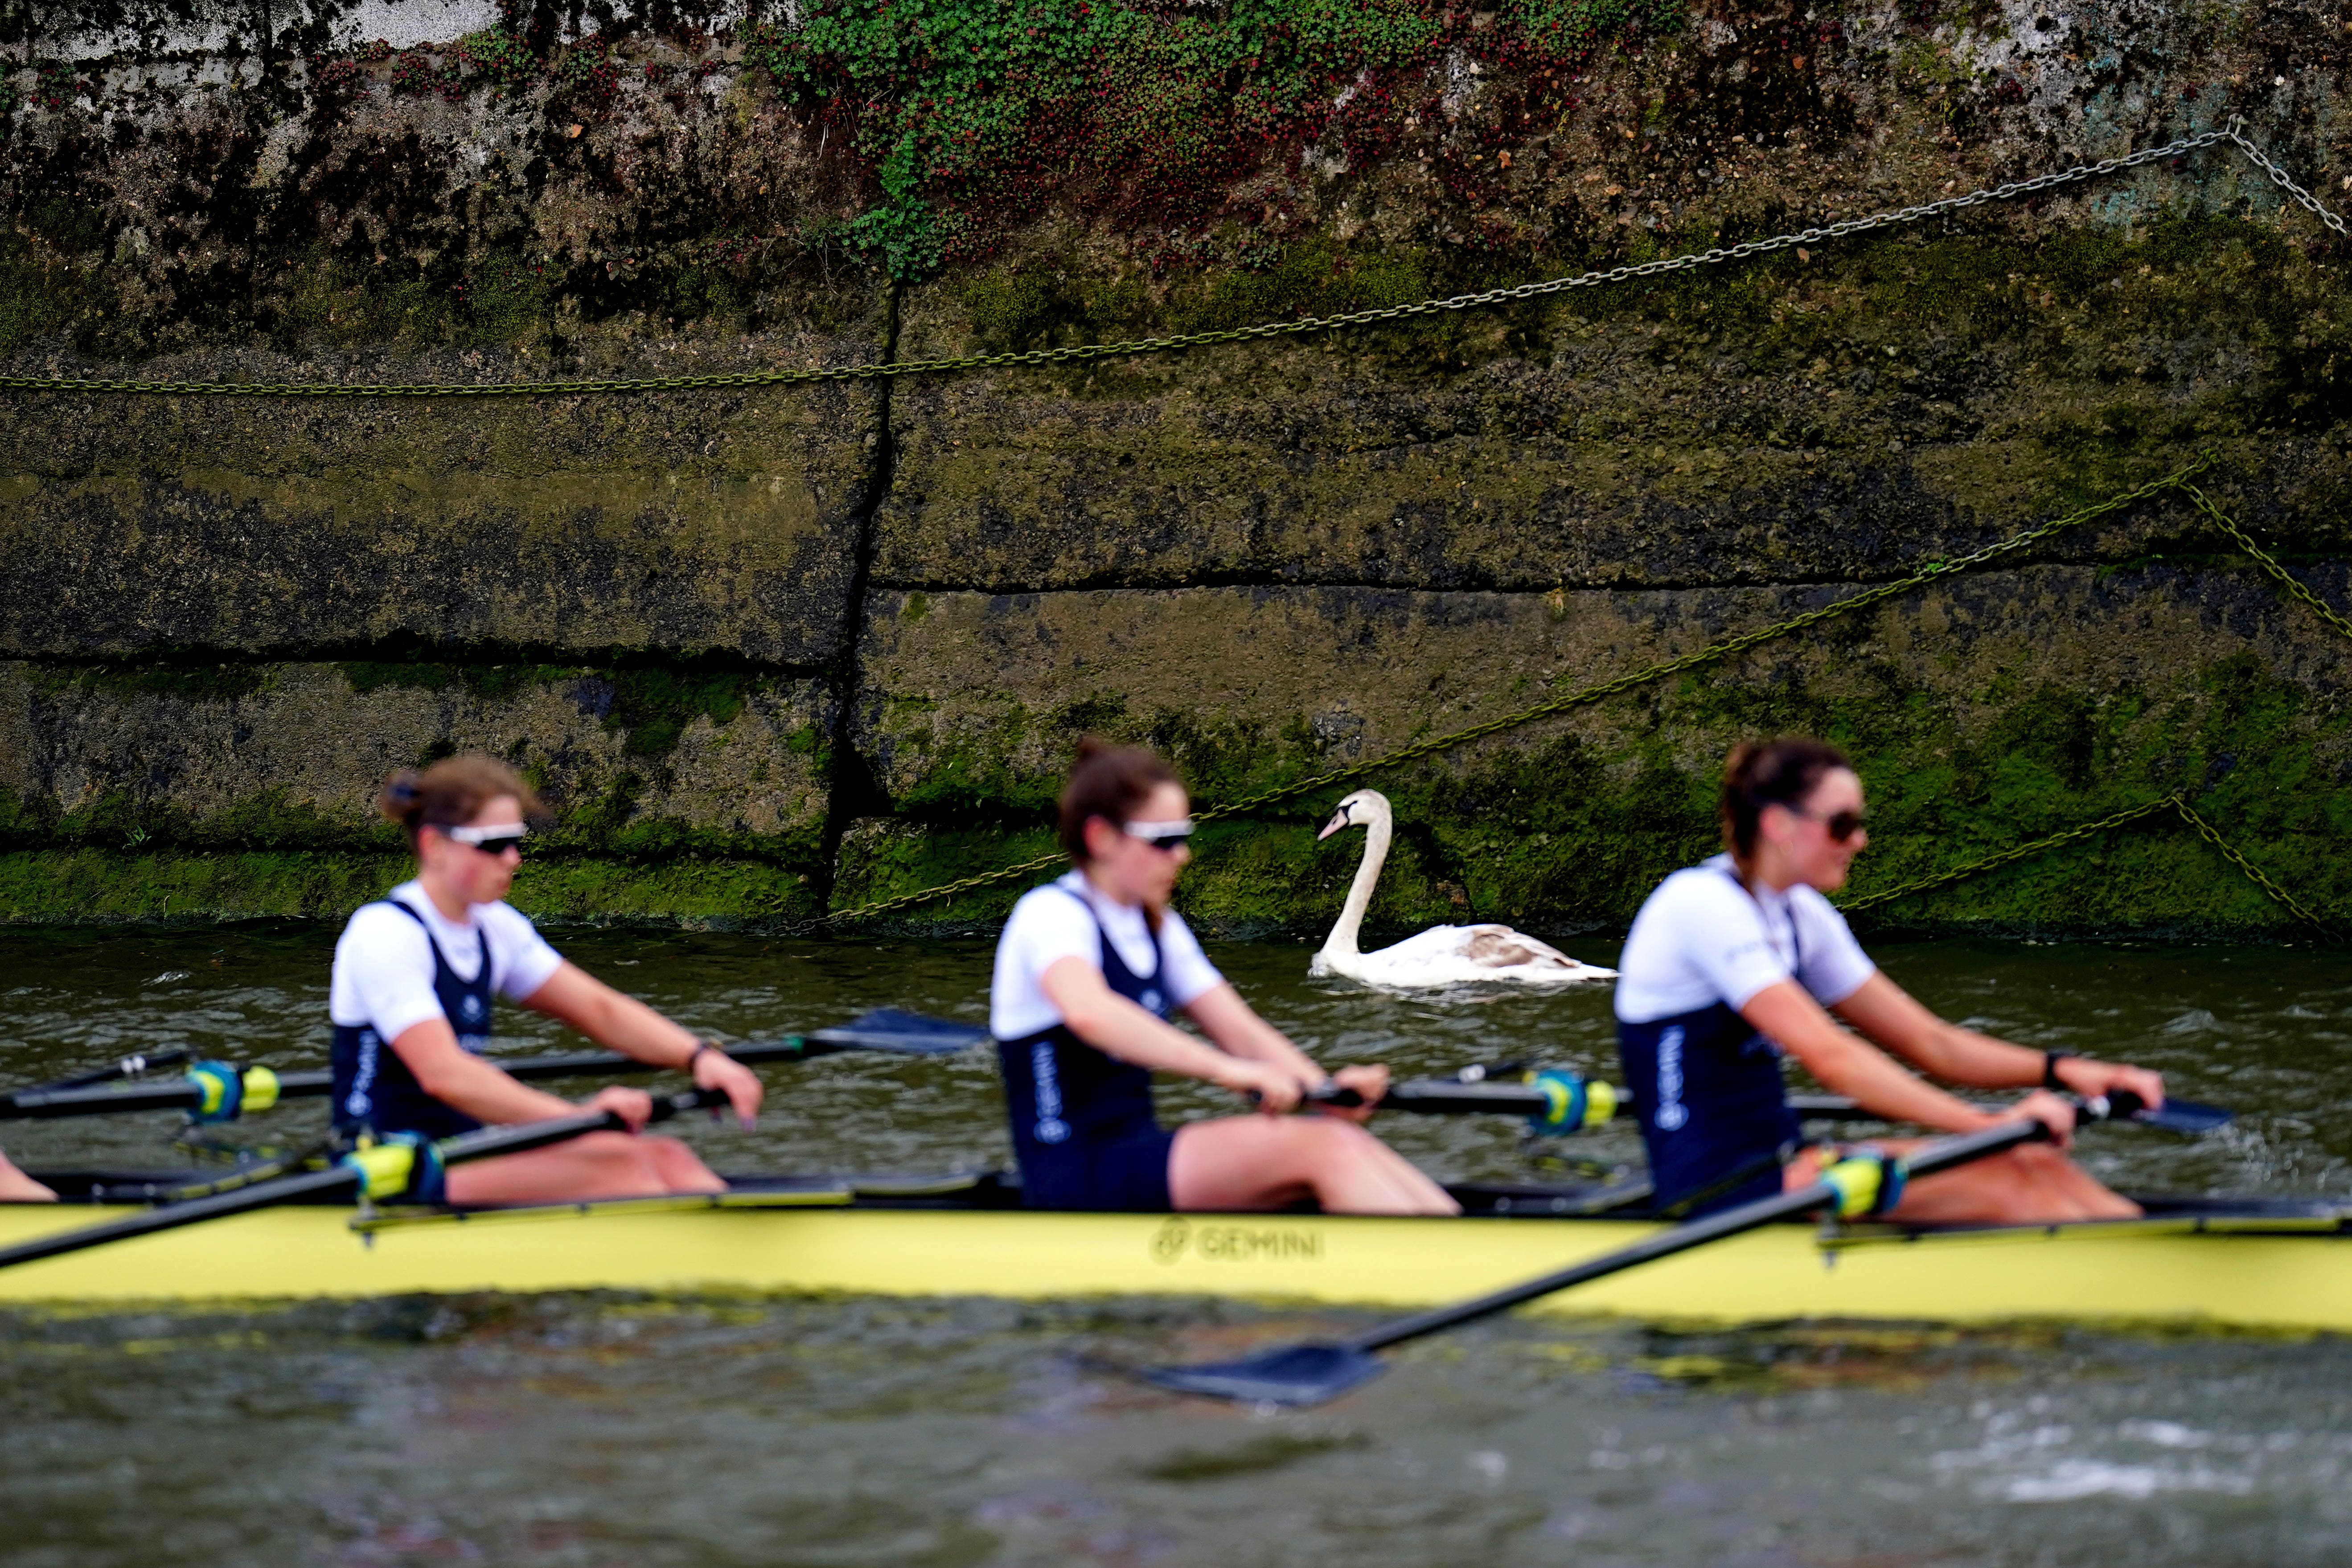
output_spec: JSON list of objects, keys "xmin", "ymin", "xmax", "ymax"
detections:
[
  {"xmin": 1217, "ymin": 1018, "xmax": 1322, "ymax": 1079},
  {"xmin": 587, "ymin": 991, "xmax": 702, "ymax": 1067},
  {"xmin": 421, "ymin": 1054, "xmax": 581, "ymax": 1124},
  {"xmin": 1804, "ymin": 1042, "xmax": 1995, "ymax": 1134},
  {"xmin": 1071, "ymin": 998, "xmax": 1249, "ymax": 1087},
  {"xmin": 1920, "ymin": 1026, "xmax": 2051, "ymax": 1091}
]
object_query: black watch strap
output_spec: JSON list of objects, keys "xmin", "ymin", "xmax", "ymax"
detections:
[{"xmin": 2042, "ymin": 1049, "xmax": 2077, "ymax": 1091}]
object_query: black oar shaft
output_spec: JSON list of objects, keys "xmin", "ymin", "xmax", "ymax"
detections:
[
  {"xmin": 1365, "ymin": 1081, "xmax": 2219, "ymax": 1133},
  {"xmin": 0, "ymin": 1164, "xmax": 365, "ymax": 1271},
  {"xmin": 0, "ymin": 1088, "xmax": 725, "ymax": 1275},
  {"xmin": 26, "ymin": 1050, "xmax": 193, "ymax": 1095},
  {"xmin": 1347, "ymin": 1119, "xmax": 2046, "ymax": 1355},
  {"xmin": 0, "ymin": 1013, "xmax": 986, "ymax": 1122}
]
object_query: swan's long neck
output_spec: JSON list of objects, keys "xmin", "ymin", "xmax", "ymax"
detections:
[{"xmin": 1320, "ymin": 805, "xmax": 1392, "ymax": 960}]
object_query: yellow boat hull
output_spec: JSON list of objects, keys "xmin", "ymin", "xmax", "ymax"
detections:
[{"xmin": 0, "ymin": 1194, "xmax": 2346, "ymax": 1331}]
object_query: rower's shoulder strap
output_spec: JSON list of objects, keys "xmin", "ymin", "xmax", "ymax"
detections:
[
  {"xmin": 1050, "ymin": 879, "xmax": 1107, "ymax": 934},
  {"xmin": 370, "ymin": 895, "xmax": 481, "ymax": 985},
  {"xmin": 372, "ymin": 897, "xmax": 427, "ymax": 930}
]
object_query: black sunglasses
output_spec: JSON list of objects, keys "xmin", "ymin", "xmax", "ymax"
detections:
[
  {"xmin": 1122, "ymin": 819, "xmax": 1195, "ymax": 853},
  {"xmin": 1792, "ymin": 806, "xmax": 1868, "ymax": 843},
  {"xmin": 446, "ymin": 823, "xmax": 528, "ymax": 857}
]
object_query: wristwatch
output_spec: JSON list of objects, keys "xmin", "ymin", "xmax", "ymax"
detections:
[{"xmin": 2042, "ymin": 1049, "xmax": 2077, "ymax": 1091}]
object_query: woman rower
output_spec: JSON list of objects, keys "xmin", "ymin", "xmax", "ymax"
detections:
[
  {"xmin": 329, "ymin": 755, "xmax": 762, "ymax": 1203},
  {"xmin": 991, "ymin": 740, "xmax": 1457, "ymax": 1215},
  {"xmin": 1615, "ymin": 737, "xmax": 2164, "ymax": 1223}
]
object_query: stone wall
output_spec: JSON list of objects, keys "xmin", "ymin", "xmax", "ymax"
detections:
[{"xmin": 1, "ymin": 0, "xmax": 2348, "ymax": 936}]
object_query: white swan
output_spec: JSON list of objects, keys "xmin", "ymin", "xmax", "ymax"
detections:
[{"xmin": 1309, "ymin": 789, "xmax": 1617, "ymax": 988}]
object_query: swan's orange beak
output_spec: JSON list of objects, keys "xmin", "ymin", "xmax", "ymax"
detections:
[{"xmin": 1317, "ymin": 809, "xmax": 1351, "ymax": 841}]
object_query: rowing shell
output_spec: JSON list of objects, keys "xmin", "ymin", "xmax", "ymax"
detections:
[{"xmin": 1, "ymin": 1173, "xmax": 2346, "ymax": 1330}]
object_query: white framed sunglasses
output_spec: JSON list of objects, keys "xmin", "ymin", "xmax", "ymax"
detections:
[
  {"xmin": 446, "ymin": 821, "xmax": 529, "ymax": 856},
  {"xmin": 1123, "ymin": 819, "xmax": 1194, "ymax": 852}
]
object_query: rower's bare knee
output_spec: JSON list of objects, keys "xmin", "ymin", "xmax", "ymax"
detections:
[
  {"xmin": 644, "ymin": 1134, "xmax": 724, "ymax": 1194},
  {"xmin": 574, "ymin": 1131, "xmax": 670, "ymax": 1192}
]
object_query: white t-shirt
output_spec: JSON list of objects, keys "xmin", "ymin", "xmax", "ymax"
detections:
[
  {"xmin": 328, "ymin": 881, "xmax": 567, "ymax": 1044},
  {"xmin": 989, "ymin": 871, "xmax": 1225, "ymax": 1040},
  {"xmin": 1614, "ymin": 854, "xmax": 1875, "ymax": 1025}
]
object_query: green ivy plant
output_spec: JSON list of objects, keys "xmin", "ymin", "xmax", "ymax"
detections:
[{"xmin": 743, "ymin": 0, "xmax": 1685, "ymax": 279}]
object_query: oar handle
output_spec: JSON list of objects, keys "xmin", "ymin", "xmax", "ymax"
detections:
[{"xmin": 1344, "ymin": 1117, "xmax": 2050, "ymax": 1355}]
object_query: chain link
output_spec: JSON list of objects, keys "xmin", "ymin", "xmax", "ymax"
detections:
[
  {"xmin": 826, "ymin": 848, "xmax": 1071, "ymax": 923},
  {"xmin": 2170, "ymin": 796, "xmax": 2337, "ymax": 935},
  {"xmin": 4, "ymin": 123, "xmax": 2339, "ymax": 401},
  {"xmin": 2180, "ymin": 481, "xmax": 2352, "ymax": 642},
  {"xmin": 2223, "ymin": 120, "xmax": 2352, "ymax": 239},
  {"xmin": 1836, "ymin": 799, "xmax": 2177, "ymax": 912},
  {"xmin": 1841, "ymin": 796, "xmax": 2336, "ymax": 937}
]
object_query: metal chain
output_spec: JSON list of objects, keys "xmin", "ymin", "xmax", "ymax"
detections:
[
  {"xmin": 1195, "ymin": 460, "xmax": 2209, "ymax": 821},
  {"xmin": 2223, "ymin": 121, "xmax": 2352, "ymax": 239},
  {"xmin": 2179, "ymin": 482, "xmax": 2352, "ymax": 642},
  {"xmin": 1842, "ymin": 796, "xmax": 2336, "ymax": 937},
  {"xmin": 1836, "ymin": 485, "xmax": 2352, "ymax": 934},
  {"xmin": 2169, "ymin": 797, "xmax": 2337, "ymax": 935},
  {"xmin": 4, "ymin": 122, "xmax": 2337, "ymax": 400},
  {"xmin": 1836, "ymin": 799, "xmax": 2176, "ymax": 912},
  {"xmin": 832, "ymin": 464, "xmax": 2352, "ymax": 926},
  {"xmin": 826, "ymin": 847, "xmax": 1071, "ymax": 923},
  {"xmin": 825, "ymin": 462, "xmax": 2206, "ymax": 922}
]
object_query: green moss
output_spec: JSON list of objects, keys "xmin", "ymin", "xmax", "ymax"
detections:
[
  {"xmin": 0, "ymin": 230, "xmax": 101, "ymax": 353},
  {"xmin": 336, "ymin": 662, "xmax": 767, "ymax": 758},
  {"xmin": 338, "ymin": 660, "xmax": 582, "ymax": 702},
  {"xmin": 24, "ymin": 197, "xmax": 107, "ymax": 253},
  {"xmin": 0, "ymin": 849, "xmax": 824, "ymax": 926},
  {"xmin": 1168, "ymin": 238, "xmax": 1434, "ymax": 336},
  {"xmin": 28, "ymin": 661, "xmax": 276, "ymax": 704},
  {"xmin": 0, "ymin": 786, "xmax": 396, "ymax": 854},
  {"xmin": 276, "ymin": 245, "xmax": 555, "ymax": 348},
  {"xmin": 746, "ymin": 0, "xmax": 1682, "ymax": 279},
  {"xmin": 605, "ymin": 669, "xmax": 756, "ymax": 757}
]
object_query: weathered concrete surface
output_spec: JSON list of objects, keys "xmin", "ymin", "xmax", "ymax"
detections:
[
  {"xmin": 877, "ymin": 294, "xmax": 2350, "ymax": 595},
  {"xmin": 841, "ymin": 551, "xmax": 2352, "ymax": 934},
  {"xmin": 0, "ymin": 660, "xmax": 833, "ymax": 917},
  {"xmin": 1, "ymin": 0, "xmax": 2348, "ymax": 932},
  {"xmin": 0, "ymin": 354, "xmax": 882, "ymax": 663}
]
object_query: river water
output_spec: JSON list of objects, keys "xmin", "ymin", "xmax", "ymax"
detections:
[{"xmin": 2, "ymin": 926, "xmax": 2348, "ymax": 1567}]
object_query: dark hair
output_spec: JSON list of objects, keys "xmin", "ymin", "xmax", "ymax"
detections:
[
  {"xmin": 379, "ymin": 755, "xmax": 545, "ymax": 845},
  {"xmin": 1057, "ymin": 737, "xmax": 1180, "ymax": 864},
  {"xmin": 1720, "ymin": 738, "xmax": 1853, "ymax": 859}
]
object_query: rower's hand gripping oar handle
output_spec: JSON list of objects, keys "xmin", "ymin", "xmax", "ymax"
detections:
[
  {"xmin": 0, "ymin": 1087, "xmax": 732, "ymax": 1277},
  {"xmin": 1304, "ymin": 1070, "xmax": 1621, "ymax": 1135}
]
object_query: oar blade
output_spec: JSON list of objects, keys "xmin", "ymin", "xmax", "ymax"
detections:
[
  {"xmin": 2136, "ymin": 1097, "xmax": 2232, "ymax": 1135},
  {"xmin": 1132, "ymin": 1342, "xmax": 1386, "ymax": 1407},
  {"xmin": 806, "ymin": 1008, "xmax": 988, "ymax": 1056}
]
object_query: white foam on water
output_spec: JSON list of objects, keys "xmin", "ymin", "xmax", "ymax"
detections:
[{"xmin": 2004, "ymin": 1459, "xmax": 2257, "ymax": 1502}]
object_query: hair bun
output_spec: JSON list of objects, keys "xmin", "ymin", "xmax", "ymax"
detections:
[
  {"xmin": 385, "ymin": 773, "xmax": 421, "ymax": 807},
  {"xmin": 1073, "ymin": 735, "xmax": 1111, "ymax": 763}
]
